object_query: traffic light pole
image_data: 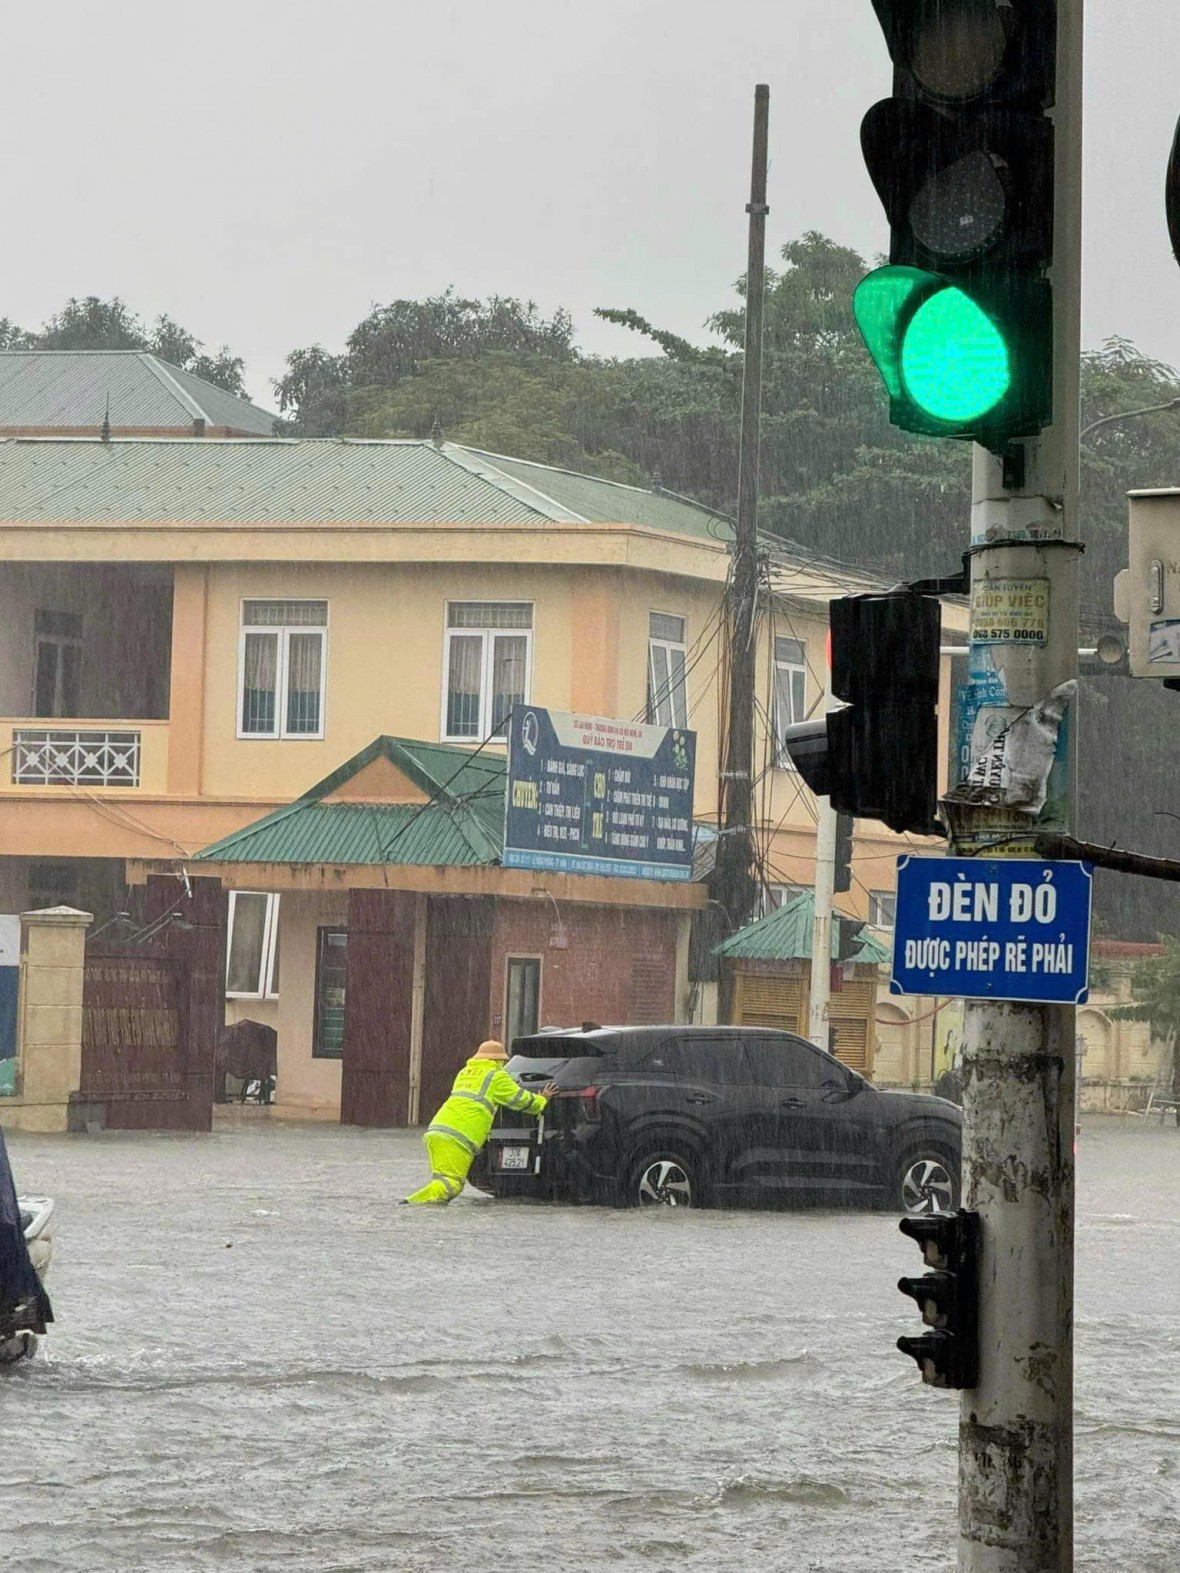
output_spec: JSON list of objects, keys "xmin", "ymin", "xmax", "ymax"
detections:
[
  {"xmin": 807, "ymin": 798, "xmax": 837, "ymax": 1050},
  {"xmin": 952, "ymin": 6, "xmax": 1083, "ymax": 1570},
  {"xmin": 808, "ymin": 662, "xmax": 837, "ymax": 1049}
]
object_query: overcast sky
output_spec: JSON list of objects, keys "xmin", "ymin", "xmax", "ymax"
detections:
[{"xmin": 6, "ymin": 1, "xmax": 1179, "ymax": 410}]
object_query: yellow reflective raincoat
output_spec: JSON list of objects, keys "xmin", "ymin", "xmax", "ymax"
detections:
[{"xmin": 404, "ymin": 1056, "xmax": 547, "ymax": 1205}]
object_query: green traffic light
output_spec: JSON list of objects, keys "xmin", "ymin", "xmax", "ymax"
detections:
[
  {"xmin": 901, "ymin": 287, "xmax": 1011, "ymax": 424},
  {"xmin": 853, "ymin": 265, "xmax": 1013, "ymax": 433}
]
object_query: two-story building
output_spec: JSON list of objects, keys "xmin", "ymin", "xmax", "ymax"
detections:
[{"xmin": 0, "ymin": 432, "xmax": 964, "ymax": 1119}]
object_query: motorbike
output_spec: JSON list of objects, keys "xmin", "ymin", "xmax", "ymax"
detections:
[{"xmin": 1, "ymin": 1128, "xmax": 54, "ymax": 1365}]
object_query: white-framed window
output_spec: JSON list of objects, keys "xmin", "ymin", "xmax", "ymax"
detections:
[
  {"xmin": 869, "ymin": 890, "xmax": 897, "ymax": 930},
  {"xmin": 764, "ymin": 882, "xmax": 807, "ymax": 914},
  {"xmin": 505, "ymin": 956, "xmax": 542, "ymax": 1048},
  {"xmin": 647, "ymin": 611, "xmax": 688, "ymax": 727},
  {"xmin": 238, "ymin": 599, "xmax": 327, "ymax": 739},
  {"xmin": 773, "ymin": 635, "xmax": 808, "ymax": 767},
  {"xmin": 226, "ymin": 891, "xmax": 281, "ymax": 998},
  {"xmin": 442, "ymin": 602, "xmax": 533, "ymax": 741}
]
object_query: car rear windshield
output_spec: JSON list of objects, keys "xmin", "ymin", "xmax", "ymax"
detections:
[{"xmin": 507, "ymin": 1036, "xmax": 616, "ymax": 1081}]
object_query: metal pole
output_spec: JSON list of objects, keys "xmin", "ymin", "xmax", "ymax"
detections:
[
  {"xmin": 808, "ymin": 664, "xmax": 837, "ymax": 1048},
  {"xmin": 806, "ymin": 801, "xmax": 836, "ymax": 1048},
  {"xmin": 955, "ymin": 6, "xmax": 1082, "ymax": 1570},
  {"xmin": 714, "ymin": 84, "xmax": 769, "ymax": 937}
]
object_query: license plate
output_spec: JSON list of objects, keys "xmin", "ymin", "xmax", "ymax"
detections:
[{"xmin": 497, "ymin": 1145, "xmax": 532, "ymax": 1171}]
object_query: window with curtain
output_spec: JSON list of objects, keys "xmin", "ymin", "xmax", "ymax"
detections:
[
  {"xmin": 225, "ymin": 891, "xmax": 281, "ymax": 997},
  {"xmin": 238, "ymin": 601, "xmax": 327, "ymax": 739},
  {"xmin": 773, "ymin": 635, "xmax": 808, "ymax": 766},
  {"xmin": 443, "ymin": 603, "xmax": 532, "ymax": 741},
  {"xmin": 647, "ymin": 612, "xmax": 688, "ymax": 728}
]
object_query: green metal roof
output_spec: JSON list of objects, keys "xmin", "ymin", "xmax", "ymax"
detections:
[
  {"xmin": 0, "ymin": 351, "xmax": 278, "ymax": 434},
  {"xmin": 713, "ymin": 891, "xmax": 891, "ymax": 964},
  {"xmin": 456, "ymin": 448, "xmax": 733, "ymax": 543},
  {"xmin": 0, "ymin": 435, "xmax": 732, "ymax": 538},
  {"xmin": 194, "ymin": 736, "xmax": 506, "ymax": 868}
]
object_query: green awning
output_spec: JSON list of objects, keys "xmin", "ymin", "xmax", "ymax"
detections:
[{"xmin": 713, "ymin": 890, "xmax": 890, "ymax": 964}]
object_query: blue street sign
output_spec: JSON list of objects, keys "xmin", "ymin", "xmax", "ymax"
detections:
[{"xmin": 890, "ymin": 856, "xmax": 1093, "ymax": 1005}]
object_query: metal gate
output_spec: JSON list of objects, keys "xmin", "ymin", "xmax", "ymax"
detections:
[{"xmin": 79, "ymin": 948, "xmax": 208, "ymax": 1130}]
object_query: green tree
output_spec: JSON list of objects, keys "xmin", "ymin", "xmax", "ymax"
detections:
[
  {"xmin": 0, "ymin": 317, "xmax": 35, "ymax": 350},
  {"xmin": 345, "ymin": 352, "xmax": 642, "ymax": 481},
  {"xmin": 1111, "ymin": 936, "xmax": 1180, "ymax": 1125},
  {"xmin": 276, "ymin": 289, "xmax": 576, "ymax": 434},
  {"xmin": 38, "ymin": 295, "xmax": 145, "ymax": 350},
  {"xmin": 12, "ymin": 296, "xmax": 247, "ymax": 395}
]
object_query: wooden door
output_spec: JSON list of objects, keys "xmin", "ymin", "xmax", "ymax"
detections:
[
  {"xmin": 419, "ymin": 898, "xmax": 494, "ymax": 1123},
  {"xmin": 340, "ymin": 889, "xmax": 417, "ymax": 1127}
]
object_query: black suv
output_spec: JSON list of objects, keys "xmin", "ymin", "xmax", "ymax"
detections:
[{"xmin": 470, "ymin": 1025, "xmax": 962, "ymax": 1213}]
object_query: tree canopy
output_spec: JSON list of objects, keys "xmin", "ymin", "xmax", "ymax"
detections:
[
  {"xmin": 1, "ymin": 296, "xmax": 246, "ymax": 395},
  {"xmin": 275, "ymin": 289, "xmax": 577, "ymax": 435}
]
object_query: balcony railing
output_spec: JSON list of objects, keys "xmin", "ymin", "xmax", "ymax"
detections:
[{"xmin": 13, "ymin": 729, "xmax": 142, "ymax": 788}]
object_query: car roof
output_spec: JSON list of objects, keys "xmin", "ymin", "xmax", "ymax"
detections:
[{"xmin": 513, "ymin": 1024, "xmax": 811, "ymax": 1048}]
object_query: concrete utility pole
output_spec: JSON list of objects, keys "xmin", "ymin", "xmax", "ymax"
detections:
[
  {"xmin": 808, "ymin": 687, "xmax": 837, "ymax": 1051},
  {"xmin": 714, "ymin": 83, "xmax": 768, "ymax": 938},
  {"xmin": 949, "ymin": 6, "xmax": 1083, "ymax": 1569}
]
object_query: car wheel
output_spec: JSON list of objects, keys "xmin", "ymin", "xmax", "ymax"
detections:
[
  {"xmin": 626, "ymin": 1149, "xmax": 699, "ymax": 1208},
  {"xmin": 897, "ymin": 1150, "xmax": 959, "ymax": 1215}
]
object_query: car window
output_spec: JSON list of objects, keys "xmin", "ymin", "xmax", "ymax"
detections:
[
  {"xmin": 643, "ymin": 1039, "xmax": 751, "ymax": 1085},
  {"xmin": 747, "ymin": 1036, "xmax": 845, "ymax": 1090}
]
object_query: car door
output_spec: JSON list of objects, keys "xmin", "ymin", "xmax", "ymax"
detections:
[
  {"xmin": 641, "ymin": 1037, "xmax": 759, "ymax": 1191},
  {"xmin": 745, "ymin": 1034, "xmax": 885, "ymax": 1199}
]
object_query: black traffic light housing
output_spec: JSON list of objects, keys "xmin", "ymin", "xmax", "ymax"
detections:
[
  {"xmin": 856, "ymin": 0, "xmax": 1058, "ymax": 449},
  {"xmin": 897, "ymin": 1209, "xmax": 981, "ymax": 1390},
  {"xmin": 1167, "ymin": 112, "xmax": 1180, "ymax": 268},
  {"xmin": 834, "ymin": 912, "xmax": 866, "ymax": 964},
  {"xmin": 781, "ymin": 590, "xmax": 942, "ymax": 836},
  {"xmin": 833, "ymin": 812, "xmax": 854, "ymax": 894}
]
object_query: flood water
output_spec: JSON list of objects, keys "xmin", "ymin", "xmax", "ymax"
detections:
[{"xmin": 2, "ymin": 1116, "xmax": 1177, "ymax": 1572}]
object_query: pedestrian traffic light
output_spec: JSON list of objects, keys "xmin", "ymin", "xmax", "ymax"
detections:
[
  {"xmin": 897, "ymin": 1209, "xmax": 980, "ymax": 1390},
  {"xmin": 855, "ymin": 0, "xmax": 1057, "ymax": 448},
  {"xmin": 780, "ymin": 591, "xmax": 942, "ymax": 835}
]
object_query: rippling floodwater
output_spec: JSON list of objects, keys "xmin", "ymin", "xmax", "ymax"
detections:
[{"xmin": 2, "ymin": 1117, "xmax": 1177, "ymax": 1572}]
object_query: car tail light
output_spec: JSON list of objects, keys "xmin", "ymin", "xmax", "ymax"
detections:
[{"xmin": 552, "ymin": 1086, "xmax": 600, "ymax": 1122}]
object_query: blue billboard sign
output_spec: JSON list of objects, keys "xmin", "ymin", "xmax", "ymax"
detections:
[
  {"xmin": 890, "ymin": 856, "xmax": 1092, "ymax": 1005},
  {"xmin": 503, "ymin": 706, "xmax": 696, "ymax": 882}
]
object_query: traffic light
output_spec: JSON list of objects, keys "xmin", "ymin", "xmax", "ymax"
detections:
[
  {"xmin": 834, "ymin": 912, "xmax": 866, "ymax": 963},
  {"xmin": 1167, "ymin": 112, "xmax": 1180, "ymax": 267},
  {"xmin": 833, "ymin": 812, "xmax": 854, "ymax": 894},
  {"xmin": 855, "ymin": 0, "xmax": 1057, "ymax": 449},
  {"xmin": 781, "ymin": 591, "xmax": 941, "ymax": 835},
  {"xmin": 897, "ymin": 1209, "xmax": 980, "ymax": 1390}
]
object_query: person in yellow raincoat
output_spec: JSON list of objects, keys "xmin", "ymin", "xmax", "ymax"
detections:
[{"xmin": 403, "ymin": 1040, "xmax": 555, "ymax": 1205}]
